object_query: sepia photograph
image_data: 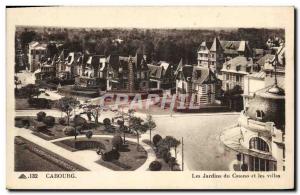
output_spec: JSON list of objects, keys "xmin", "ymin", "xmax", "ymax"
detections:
[{"xmin": 6, "ymin": 6, "xmax": 295, "ymax": 190}]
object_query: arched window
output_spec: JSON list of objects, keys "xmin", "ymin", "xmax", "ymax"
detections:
[{"xmin": 249, "ymin": 137, "xmax": 269, "ymax": 152}]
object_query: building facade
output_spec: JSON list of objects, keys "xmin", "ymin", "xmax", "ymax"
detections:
[
  {"xmin": 197, "ymin": 37, "xmax": 252, "ymax": 73},
  {"xmin": 176, "ymin": 64, "xmax": 217, "ymax": 105},
  {"xmin": 28, "ymin": 41, "xmax": 47, "ymax": 72},
  {"xmin": 221, "ymin": 56, "xmax": 254, "ymax": 91},
  {"xmin": 106, "ymin": 53, "xmax": 149, "ymax": 93},
  {"xmin": 147, "ymin": 61, "xmax": 173, "ymax": 91}
]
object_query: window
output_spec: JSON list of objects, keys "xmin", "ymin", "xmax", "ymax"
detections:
[
  {"xmin": 249, "ymin": 137, "xmax": 269, "ymax": 152},
  {"xmin": 236, "ymin": 75, "xmax": 240, "ymax": 82},
  {"xmin": 226, "ymin": 74, "xmax": 229, "ymax": 80},
  {"xmin": 256, "ymin": 110, "xmax": 264, "ymax": 119},
  {"xmin": 236, "ymin": 65, "xmax": 241, "ymax": 71}
]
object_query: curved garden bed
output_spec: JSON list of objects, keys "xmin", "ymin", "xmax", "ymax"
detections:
[{"xmin": 54, "ymin": 137, "xmax": 148, "ymax": 171}]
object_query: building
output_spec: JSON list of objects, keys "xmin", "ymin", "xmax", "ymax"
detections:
[
  {"xmin": 243, "ymin": 45, "xmax": 285, "ymax": 109},
  {"xmin": 35, "ymin": 58, "xmax": 56, "ymax": 81},
  {"xmin": 221, "ymin": 83, "xmax": 285, "ymax": 171},
  {"xmin": 221, "ymin": 56, "xmax": 254, "ymax": 91},
  {"xmin": 197, "ymin": 37, "xmax": 252, "ymax": 73},
  {"xmin": 106, "ymin": 53, "xmax": 149, "ymax": 93},
  {"xmin": 221, "ymin": 46, "xmax": 286, "ymax": 171},
  {"xmin": 147, "ymin": 61, "xmax": 173, "ymax": 91},
  {"xmin": 176, "ymin": 64, "xmax": 217, "ymax": 105},
  {"xmin": 28, "ymin": 41, "xmax": 47, "ymax": 72},
  {"xmin": 76, "ymin": 54, "xmax": 108, "ymax": 89},
  {"xmin": 55, "ymin": 50, "xmax": 78, "ymax": 81}
]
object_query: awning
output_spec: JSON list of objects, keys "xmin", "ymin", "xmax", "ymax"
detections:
[{"xmin": 220, "ymin": 126, "xmax": 277, "ymax": 161}]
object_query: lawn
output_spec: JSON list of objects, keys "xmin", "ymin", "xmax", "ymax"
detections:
[
  {"xmin": 54, "ymin": 137, "xmax": 148, "ymax": 171},
  {"xmin": 14, "ymin": 136, "xmax": 88, "ymax": 171},
  {"xmin": 16, "ymin": 116, "xmax": 137, "ymax": 141}
]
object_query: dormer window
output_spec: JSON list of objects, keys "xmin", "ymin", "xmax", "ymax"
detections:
[
  {"xmin": 226, "ymin": 64, "xmax": 231, "ymax": 70},
  {"xmin": 256, "ymin": 110, "xmax": 264, "ymax": 119},
  {"xmin": 236, "ymin": 65, "xmax": 241, "ymax": 71}
]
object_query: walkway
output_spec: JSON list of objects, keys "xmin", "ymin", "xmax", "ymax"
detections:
[{"xmin": 15, "ymin": 127, "xmax": 156, "ymax": 172}]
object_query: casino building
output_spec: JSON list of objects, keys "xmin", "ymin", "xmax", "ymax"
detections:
[{"xmin": 220, "ymin": 52, "xmax": 285, "ymax": 171}]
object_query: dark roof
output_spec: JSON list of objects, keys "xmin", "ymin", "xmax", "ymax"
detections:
[
  {"xmin": 178, "ymin": 65, "xmax": 217, "ymax": 85},
  {"xmin": 192, "ymin": 66, "xmax": 217, "ymax": 84},
  {"xmin": 107, "ymin": 53, "xmax": 148, "ymax": 72},
  {"xmin": 182, "ymin": 65, "xmax": 194, "ymax": 81},
  {"xmin": 220, "ymin": 40, "xmax": 249, "ymax": 54},
  {"xmin": 147, "ymin": 62, "xmax": 170, "ymax": 79},
  {"xmin": 148, "ymin": 64, "xmax": 163, "ymax": 79}
]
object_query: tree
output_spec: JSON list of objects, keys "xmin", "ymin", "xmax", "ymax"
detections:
[
  {"xmin": 56, "ymin": 97, "xmax": 80, "ymax": 126},
  {"xmin": 113, "ymin": 109, "xmax": 135, "ymax": 144},
  {"xmin": 129, "ymin": 116, "xmax": 147, "ymax": 150},
  {"xmin": 164, "ymin": 136, "xmax": 181, "ymax": 159},
  {"xmin": 152, "ymin": 134, "xmax": 162, "ymax": 147},
  {"xmin": 144, "ymin": 114, "xmax": 156, "ymax": 144},
  {"xmin": 82, "ymin": 104, "xmax": 104, "ymax": 124}
]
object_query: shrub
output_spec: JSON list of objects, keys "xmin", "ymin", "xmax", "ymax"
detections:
[
  {"xmin": 163, "ymin": 151, "xmax": 172, "ymax": 163},
  {"xmin": 35, "ymin": 122, "xmax": 47, "ymax": 132},
  {"xmin": 172, "ymin": 164, "xmax": 181, "ymax": 171},
  {"xmin": 149, "ymin": 161, "xmax": 162, "ymax": 171},
  {"xmin": 102, "ymin": 149, "xmax": 120, "ymax": 161},
  {"xmin": 112, "ymin": 135, "xmax": 123, "ymax": 150},
  {"xmin": 63, "ymin": 126, "xmax": 76, "ymax": 136},
  {"xmin": 86, "ymin": 131, "xmax": 93, "ymax": 139},
  {"xmin": 43, "ymin": 116, "xmax": 55, "ymax": 127},
  {"xmin": 153, "ymin": 134, "xmax": 162, "ymax": 147},
  {"xmin": 37, "ymin": 111, "xmax": 46, "ymax": 121},
  {"xmin": 58, "ymin": 118, "xmax": 66, "ymax": 125},
  {"xmin": 168, "ymin": 157, "xmax": 177, "ymax": 170},
  {"xmin": 103, "ymin": 118, "xmax": 111, "ymax": 126},
  {"xmin": 241, "ymin": 164, "xmax": 248, "ymax": 171},
  {"xmin": 73, "ymin": 115, "xmax": 87, "ymax": 128}
]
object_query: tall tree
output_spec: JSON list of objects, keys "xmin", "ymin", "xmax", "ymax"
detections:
[
  {"xmin": 82, "ymin": 104, "xmax": 103, "ymax": 124},
  {"xmin": 56, "ymin": 97, "xmax": 80, "ymax": 126},
  {"xmin": 144, "ymin": 114, "xmax": 156, "ymax": 144},
  {"xmin": 129, "ymin": 116, "xmax": 147, "ymax": 150},
  {"xmin": 164, "ymin": 136, "xmax": 181, "ymax": 159}
]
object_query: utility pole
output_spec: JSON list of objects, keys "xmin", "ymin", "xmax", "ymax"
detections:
[{"xmin": 182, "ymin": 137, "xmax": 184, "ymax": 171}]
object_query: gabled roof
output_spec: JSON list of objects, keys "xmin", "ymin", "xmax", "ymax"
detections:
[
  {"xmin": 210, "ymin": 37, "xmax": 223, "ymax": 52},
  {"xmin": 147, "ymin": 61, "xmax": 170, "ymax": 79},
  {"xmin": 198, "ymin": 41, "xmax": 213, "ymax": 51},
  {"xmin": 220, "ymin": 40, "xmax": 250, "ymax": 55},
  {"xmin": 178, "ymin": 65, "xmax": 217, "ymax": 85},
  {"xmin": 148, "ymin": 64, "xmax": 163, "ymax": 79}
]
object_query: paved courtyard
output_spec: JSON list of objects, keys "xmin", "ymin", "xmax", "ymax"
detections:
[{"xmin": 151, "ymin": 113, "xmax": 240, "ymax": 170}]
